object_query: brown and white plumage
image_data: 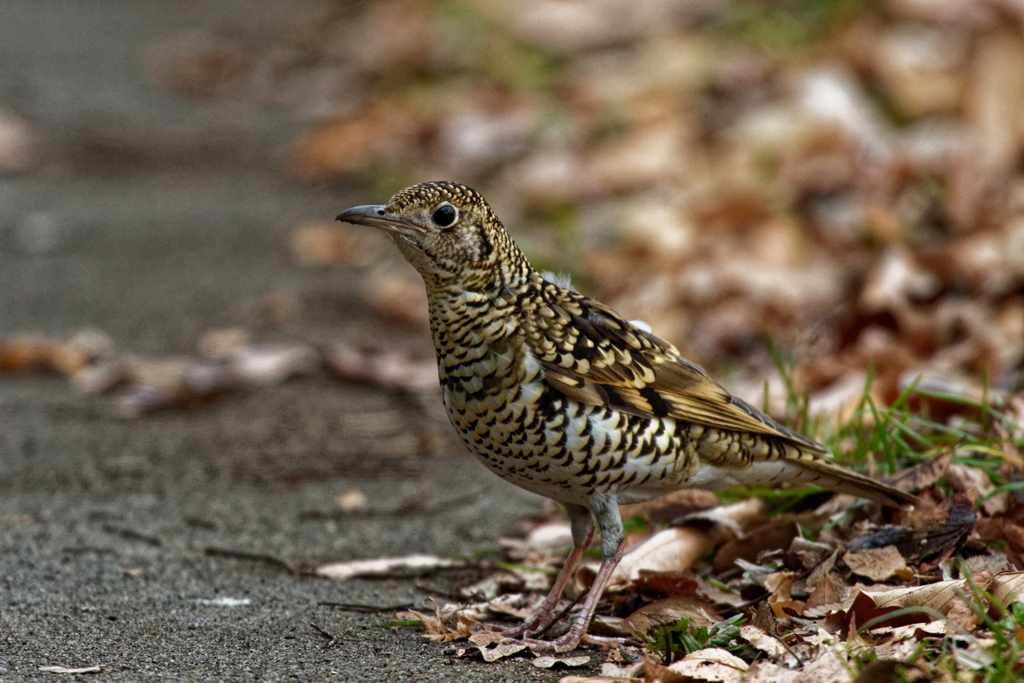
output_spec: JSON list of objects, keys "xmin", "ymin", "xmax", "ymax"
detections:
[{"xmin": 337, "ymin": 180, "xmax": 917, "ymax": 653}]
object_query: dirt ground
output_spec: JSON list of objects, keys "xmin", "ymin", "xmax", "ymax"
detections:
[{"xmin": 0, "ymin": 2, "xmax": 574, "ymax": 681}]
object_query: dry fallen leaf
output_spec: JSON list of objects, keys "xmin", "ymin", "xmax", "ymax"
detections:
[
  {"xmin": 533, "ymin": 656, "xmax": 591, "ymax": 669},
  {"xmin": 804, "ymin": 572, "xmax": 843, "ymax": 615},
  {"xmin": 613, "ymin": 500, "xmax": 763, "ymax": 585},
  {"xmin": 666, "ymin": 648, "xmax": 748, "ymax": 682},
  {"xmin": 843, "ymin": 546, "xmax": 913, "ymax": 582},
  {"xmin": 630, "ymin": 570, "xmax": 700, "ymax": 598},
  {"xmin": 316, "ymin": 554, "xmax": 461, "ymax": 581},
  {"xmin": 477, "ymin": 639, "xmax": 528, "ymax": 662},
  {"xmin": 609, "ymin": 527, "xmax": 718, "ymax": 586},
  {"xmin": 624, "ymin": 596, "xmax": 721, "ymax": 638},
  {"xmin": 738, "ymin": 625, "xmax": 798, "ymax": 666},
  {"xmin": 764, "ymin": 571, "xmax": 805, "ymax": 618},
  {"xmin": 833, "ymin": 573, "xmax": 1024, "ymax": 632}
]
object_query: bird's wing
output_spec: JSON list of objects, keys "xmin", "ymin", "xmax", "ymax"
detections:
[{"xmin": 519, "ymin": 283, "xmax": 826, "ymax": 454}]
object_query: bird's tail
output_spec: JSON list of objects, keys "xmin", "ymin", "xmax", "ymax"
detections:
[{"xmin": 793, "ymin": 458, "xmax": 920, "ymax": 508}]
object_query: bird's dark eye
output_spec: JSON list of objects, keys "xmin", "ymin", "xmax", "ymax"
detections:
[{"xmin": 432, "ymin": 204, "xmax": 458, "ymax": 227}]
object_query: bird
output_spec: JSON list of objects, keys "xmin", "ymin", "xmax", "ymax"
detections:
[{"xmin": 336, "ymin": 180, "xmax": 918, "ymax": 653}]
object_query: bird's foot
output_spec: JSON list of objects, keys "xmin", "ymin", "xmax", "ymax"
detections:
[
  {"xmin": 492, "ymin": 603, "xmax": 566, "ymax": 639},
  {"xmin": 494, "ymin": 620, "xmax": 544, "ymax": 640}
]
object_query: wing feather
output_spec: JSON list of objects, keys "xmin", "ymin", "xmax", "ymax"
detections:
[{"xmin": 522, "ymin": 281, "xmax": 826, "ymax": 455}]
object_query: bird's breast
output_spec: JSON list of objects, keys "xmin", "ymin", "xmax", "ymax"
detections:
[{"xmin": 426, "ymin": 291, "xmax": 703, "ymax": 502}]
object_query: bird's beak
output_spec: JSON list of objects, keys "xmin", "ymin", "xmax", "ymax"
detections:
[{"xmin": 335, "ymin": 205, "xmax": 425, "ymax": 234}]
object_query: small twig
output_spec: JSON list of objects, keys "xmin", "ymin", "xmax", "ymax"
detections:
[
  {"xmin": 533, "ymin": 590, "xmax": 588, "ymax": 639},
  {"xmin": 1, "ymin": 630, "xmax": 11, "ymax": 643},
  {"xmin": 101, "ymin": 523, "xmax": 161, "ymax": 546},
  {"xmin": 309, "ymin": 621, "xmax": 337, "ymax": 648},
  {"xmin": 203, "ymin": 546, "xmax": 296, "ymax": 574},
  {"xmin": 317, "ymin": 602, "xmax": 415, "ymax": 613}
]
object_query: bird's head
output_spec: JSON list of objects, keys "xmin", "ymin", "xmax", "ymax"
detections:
[{"xmin": 336, "ymin": 181, "xmax": 524, "ymax": 289}]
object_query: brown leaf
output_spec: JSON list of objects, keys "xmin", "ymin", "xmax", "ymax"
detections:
[
  {"xmin": 764, "ymin": 571, "xmax": 805, "ymax": 618},
  {"xmin": 665, "ymin": 648, "xmax": 748, "ymax": 682},
  {"xmin": 751, "ymin": 601, "xmax": 778, "ymax": 633},
  {"xmin": 642, "ymin": 655, "xmax": 690, "ymax": 683},
  {"xmin": 804, "ymin": 573, "xmax": 843, "ymax": 614},
  {"xmin": 843, "ymin": 546, "xmax": 912, "ymax": 582},
  {"xmin": 615, "ymin": 500, "xmax": 766, "ymax": 585},
  {"xmin": 945, "ymin": 594, "xmax": 982, "ymax": 631},
  {"xmin": 478, "ymin": 640, "xmax": 527, "ymax": 662},
  {"xmin": 991, "ymin": 571, "xmax": 1024, "ymax": 605},
  {"xmin": 611, "ymin": 528, "xmax": 717, "ymax": 586},
  {"xmin": 394, "ymin": 608, "xmax": 461, "ymax": 643},
  {"xmin": 835, "ymin": 574, "xmax": 996, "ymax": 631},
  {"xmin": 945, "ymin": 463, "xmax": 996, "ymax": 502},
  {"xmin": 624, "ymin": 597, "xmax": 721, "ymax": 638},
  {"xmin": 738, "ymin": 625, "xmax": 798, "ymax": 666},
  {"xmin": 468, "ymin": 632, "xmax": 503, "ymax": 647},
  {"xmin": 713, "ymin": 519, "xmax": 797, "ymax": 573},
  {"xmin": 806, "ymin": 548, "xmax": 840, "ymax": 588},
  {"xmin": 631, "ymin": 571, "xmax": 700, "ymax": 598}
]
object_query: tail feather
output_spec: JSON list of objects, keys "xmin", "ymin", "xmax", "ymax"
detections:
[{"xmin": 794, "ymin": 458, "xmax": 920, "ymax": 508}]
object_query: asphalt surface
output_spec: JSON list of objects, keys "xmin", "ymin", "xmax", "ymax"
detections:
[{"xmin": 0, "ymin": 2, "xmax": 580, "ymax": 680}]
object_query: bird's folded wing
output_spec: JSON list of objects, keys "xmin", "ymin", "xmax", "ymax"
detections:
[{"xmin": 522, "ymin": 290, "xmax": 826, "ymax": 455}]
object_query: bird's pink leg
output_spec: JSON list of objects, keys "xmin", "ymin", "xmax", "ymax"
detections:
[
  {"xmin": 522, "ymin": 537, "xmax": 625, "ymax": 653},
  {"xmin": 498, "ymin": 518, "xmax": 594, "ymax": 638}
]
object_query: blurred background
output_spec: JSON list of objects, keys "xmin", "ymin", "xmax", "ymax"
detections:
[
  {"xmin": 2, "ymin": 0, "xmax": 1024, "ymax": 678},
  {"xmin": 4, "ymin": 0, "xmax": 1024, "ymax": 422}
]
